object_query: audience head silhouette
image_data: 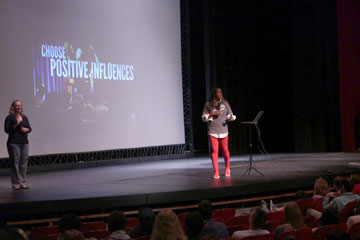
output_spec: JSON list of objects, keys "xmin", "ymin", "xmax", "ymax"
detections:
[{"xmin": 152, "ymin": 209, "xmax": 186, "ymax": 240}]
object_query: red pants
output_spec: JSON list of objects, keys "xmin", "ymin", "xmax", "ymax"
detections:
[{"xmin": 209, "ymin": 135, "xmax": 230, "ymax": 176}]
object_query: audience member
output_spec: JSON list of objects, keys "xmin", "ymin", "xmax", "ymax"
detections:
[
  {"xmin": 128, "ymin": 207, "xmax": 155, "ymax": 239},
  {"xmin": 326, "ymin": 229, "xmax": 351, "ymax": 240},
  {"xmin": 332, "ymin": 176, "xmax": 342, "ymax": 194},
  {"xmin": 0, "ymin": 227, "xmax": 28, "ymax": 240},
  {"xmin": 185, "ymin": 212, "xmax": 204, "ymax": 240},
  {"xmin": 274, "ymin": 202, "xmax": 306, "ymax": 239},
  {"xmin": 231, "ymin": 208, "xmax": 269, "ymax": 240},
  {"xmin": 105, "ymin": 210, "xmax": 130, "ymax": 240},
  {"xmin": 63, "ymin": 230, "xmax": 84, "ymax": 240},
  {"xmin": 320, "ymin": 206, "xmax": 338, "ymax": 226},
  {"xmin": 259, "ymin": 200, "xmax": 269, "ymax": 213},
  {"xmin": 308, "ymin": 177, "xmax": 360, "ymax": 219},
  {"xmin": 152, "ymin": 209, "xmax": 186, "ymax": 240},
  {"xmin": 313, "ymin": 178, "xmax": 329, "ymax": 198},
  {"xmin": 311, "ymin": 206, "xmax": 339, "ymax": 233},
  {"xmin": 59, "ymin": 213, "xmax": 81, "ymax": 234},
  {"xmin": 294, "ymin": 190, "xmax": 308, "ymax": 200},
  {"xmin": 324, "ymin": 177, "xmax": 359, "ymax": 210},
  {"xmin": 198, "ymin": 200, "xmax": 229, "ymax": 239}
]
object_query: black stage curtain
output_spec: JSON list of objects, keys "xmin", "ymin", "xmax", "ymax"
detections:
[{"xmin": 189, "ymin": 0, "xmax": 341, "ymax": 154}]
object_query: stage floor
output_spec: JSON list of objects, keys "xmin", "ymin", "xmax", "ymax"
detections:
[{"xmin": 1, "ymin": 152, "xmax": 360, "ymax": 220}]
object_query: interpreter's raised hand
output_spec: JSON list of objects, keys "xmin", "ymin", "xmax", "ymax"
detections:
[
  {"xmin": 21, "ymin": 127, "xmax": 29, "ymax": 133},
  {"xmin": 211, "ymin": 110, "xmax": 221, "ymax": 117}
]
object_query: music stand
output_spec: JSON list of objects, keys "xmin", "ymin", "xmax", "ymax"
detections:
[{"xmin": 241, "ymin": 111, "xmax": 264, "ymax": 176}]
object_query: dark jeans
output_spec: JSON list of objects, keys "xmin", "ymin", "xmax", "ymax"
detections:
[{"xmin": 7, "ymin": 143, "xmax": 29, "ymax": 187}]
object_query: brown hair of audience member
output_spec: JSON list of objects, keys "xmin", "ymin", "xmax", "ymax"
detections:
[
  {"xmin": 249, "ymin": 208, "xmax": 267, "ymax": 229},
  {"xmin": 284, "ymin": 202, "xmax": 306, "ymax": 229},
  {"xmin": 152, "ymin": 209, "xmax": 186, "ymax": 240},
  {"xmin": 59, "ymin": 214, "xmax": 81, "ymax": 234},
  {"xmin": 294, "ymin": 190, "xmax": 308, "ymax": 200},
  {"xmin": 184, "ymin": 212, "xmax": 204, "ymax": 239},
  {"xmin": 107, "ymin": 210, "xmax": 126, "ymax": 233},
  {"xmin": 198, "ymin": 199, "xmax": 213, "ymax": 220},
  {"xmin": 340, "ymin": 177, "xmax": 354, "ymax": 193},
  {"xmin": 333, "ymin": 176, "xmax": 342, "ymax": 192},
  {"xmin": 314, "ymin": 178, "xmax": 329, "ymax": 196}
]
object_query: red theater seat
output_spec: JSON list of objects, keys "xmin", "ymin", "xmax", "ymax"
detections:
[
  {"xmin": 296, "ymin": 198, "xmax": 314, "ymax": 216},
  {"xmin": 225, "ymin": 215, "xmax": 250, "ymax": 226},
  {"xmin": 126, "ymin": 217, "xmax": 140, "ymax": 231},
  {"xmin": 213, "ymin": 208, "xmax": 236, "ymax": 222},
  {"xmin": 348, "ymin": 222, "xmax": 360, "ymax": 240},
  {"xmin": 312, "ymin": 223, "xmax": 347, "ymax": 240},
  {"xmin": 266, "ymin": 210, "xmax": 284, "ymax": 222},
  {"xmin": 83, "ymin": 229, "xmax": 111, "ymax": 239},
  {"xmin": 30, "ymin": 225, "xmax": 60, "ymax": 240},
  {"xmin": 339, "ymin": 201, "xmax": 356, "ymax": 223},
  {"xmin": 80, "ymin": 221, "xmax": 107, "ymax": 232},
  {"xmin": 178, "ymin": 212, "xmax": 189, "ymax": 222},
  {"xmin": 312, "ymin": 197, "xmax": 324, "ymax": 212}
]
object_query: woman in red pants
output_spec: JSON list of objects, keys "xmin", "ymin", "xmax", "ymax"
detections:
[{"xmin": 202, "ymin": 88, "xmax": 236, "ymax": 179}]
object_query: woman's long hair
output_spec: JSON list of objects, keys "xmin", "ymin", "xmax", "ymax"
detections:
[
  {"xmin": 284, "ymin": 202, "xmax": 306, "ymax": 229},
  {"xmin": 208, "ymin": 87, "xmax": 226, "ymax": 107},
  {"xmin": 152, "ymin": 209, "xmax": 186, "ymax": 240},
  {"xmin": 314, "ymin": 178, "xmax": 329, "ymax": 196},
  {"xmin": 9, "ymin": 100, "xmax": 24, "ymax": 116}
]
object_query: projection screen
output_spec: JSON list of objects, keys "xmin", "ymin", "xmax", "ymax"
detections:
[{"xmin": 0, "ymin": 0, "xmax": 185, "ymax": 158}]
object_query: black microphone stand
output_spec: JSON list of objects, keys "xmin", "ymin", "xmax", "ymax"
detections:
[{"xmin": 241, "ymin": 122, "xmax": 264, "ymax": 176}]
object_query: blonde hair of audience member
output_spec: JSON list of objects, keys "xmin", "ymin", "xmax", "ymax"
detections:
[
  {"xmin": 152, "ymin": 209, "xmax": 186, "ymax": 240},
  {"xmin": 314, "ymin": 178, "xmax": 329, "ymax": 196},
  {"xmin": 284, "ymin": 202, "xmax": 306, "ymax": 229}
]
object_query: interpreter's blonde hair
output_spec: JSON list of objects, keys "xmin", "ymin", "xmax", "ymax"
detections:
[{"xmin": 9, "ymin": 99, "xmax": 24, "ymax": 116}]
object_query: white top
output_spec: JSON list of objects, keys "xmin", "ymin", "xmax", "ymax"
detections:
[
  {"xmin": 232, "ymin": 229, "xmax": 270, "ymax": 240},
  {"xmin": 202, "ymin": 113, "xmax": 236, "ymax": 138}
]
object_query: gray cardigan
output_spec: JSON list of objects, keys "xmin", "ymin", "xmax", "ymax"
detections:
[{"xmin": 202, "ymin": 100, "xmax": 234, "ymax": 135}]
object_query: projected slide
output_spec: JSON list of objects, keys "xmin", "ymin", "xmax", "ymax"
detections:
[{"xmin": 0, "ymin": 0, "xmax": 184, "ymax": 157}]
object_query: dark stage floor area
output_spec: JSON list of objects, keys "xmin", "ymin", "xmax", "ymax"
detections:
[{"xmin": 1, "ymin": 152, "xmax": 360, "ymax": 219}]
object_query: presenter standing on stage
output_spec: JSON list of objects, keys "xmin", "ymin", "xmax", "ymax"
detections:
[
  {"xmin": 4, "ymin": 100, "xmax": 32, "ymax": 190},
  {"xmin": 202, "ymin": 88, "xmax": 236, "ymax": 179}
]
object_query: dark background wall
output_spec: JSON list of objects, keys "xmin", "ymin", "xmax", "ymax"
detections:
[{"xmin": 188, "ymin": 0, "xmax": 341, "ymax": 155}]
